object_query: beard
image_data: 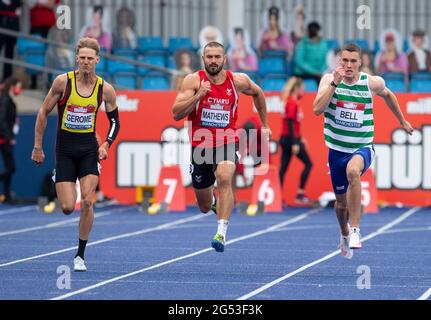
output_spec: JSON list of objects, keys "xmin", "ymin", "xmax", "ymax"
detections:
[{"xmin": 204, "ymin": 63, "xmax": 223, "ymax": 76}]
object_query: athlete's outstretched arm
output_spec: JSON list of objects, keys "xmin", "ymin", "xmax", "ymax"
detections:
[
  {"xmin": 172, "ymin": 73, "xmax": 210, "ymax": 121},
  {"xmin": 369, "ymin": 75, "xmax": 414, "ymax": 135},
  {"xmin": 99, "ymin": 82, "xmax": 120, "ymax": 160},
  {"xmin": 31, "ymin": 74, "xmax": 67, "ymax": 165},
  {"xmin": 233, "ymin": 73, "xmax": 272, "ymax": 138}
]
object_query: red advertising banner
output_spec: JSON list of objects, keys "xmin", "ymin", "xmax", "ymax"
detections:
[{"xmin": 97, "ymin": 91, "xmax": 431, "ymax": 207}]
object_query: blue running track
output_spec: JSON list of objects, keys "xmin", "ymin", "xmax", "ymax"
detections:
[{"xmin": 0, "ymin": 203, "xmax": 430, "ymax": 300}]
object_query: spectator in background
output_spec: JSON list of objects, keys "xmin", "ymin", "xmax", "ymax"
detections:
[
  {"xmin": 227, "ymin": 27, "xmax": 258, "ymax": 72},
  {"xmin": 326, "ymin": 48, "xmax": 341, "ymax": 73},
  {"xmin": 235, "ymin": 115, "xmax": 270, "ymax": 204},
  {"xmin": 0, "ymin": 0, "xmax": 21, "ymax": 82},
  {"xmin": 198, "ymin": 25, "xmax": 223, "ymax": 55},
  {"xmin": 290, "ymin": 4, "xmax": 306, "ymax": 47},
  {"xmin": 294, "ymin": 21, "xmax": 328, "ymax": 83},
  {"xmin": 257, "ymin": 6, "xmax": 293, "ymax": 57},
  {"xmin": 45, "ymin": 28, "xmax": 74, "ymax": 82},
  {"xmin": 375, "ymin": 29, "xmax": 408, "ymax": 76},
  {"xmin": 408, "ymin": 29, "xmax": 431, "ymax": 74},
  {"xmin": 79, "ymin": 5, "xmax": 112, "ymax": 52},
  {"xmin": 361, "ymin": 51, "xmax": 374, "ymax": 75},
  {"xmin": 29, "ymin": 0, "xmax": 60, "ymax": 88},
  {"xmin": 279, "ymin": 76, "xmax": 312, "ymax": 204},
  {"xmin": 112, "ymin": 6, "xmax": 137, "ymax": 50},
  {"xmin": 0, "ymin": 77, "xmax": 20, "ymax": 203},
  {"xmin": 30, "ymin": 0, "xmax": 59, "ymax": 38},
  {"xmin": 173, "ymin": 49, "xmax": 194, "ymax": 90}
]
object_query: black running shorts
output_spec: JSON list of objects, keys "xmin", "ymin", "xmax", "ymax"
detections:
[
  {"xmin": 54, "ymin": 149, "xmax": 100, "ymax": 183},
  {"xmin": 190, "ymin": 143, "xmax": 239, "ymax": 189}
]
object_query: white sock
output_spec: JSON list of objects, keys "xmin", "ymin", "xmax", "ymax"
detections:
[
  {"xmin": 352, "ymin": 227, "xmax": 360, "ymax": 233},
  {"xmin": 217, "ymin": 219, "xmax": 229, "ymax": 238}
]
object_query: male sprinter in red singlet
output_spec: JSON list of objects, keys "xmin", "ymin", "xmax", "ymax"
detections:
[
  {"xmin": 172, "ymin": 41, "xmax": 271, "ymax": 252},
  {"xmin": 31, "ymin": 38, "xmax": 120, "ymax": 271}
]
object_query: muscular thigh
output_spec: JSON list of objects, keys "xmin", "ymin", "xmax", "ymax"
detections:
[
  {"xmin": 79, "ymin": 174, "xmax": 99, "ymax": 198},
  {"xmin": 56, "ymin": 181, "xmax": 77, "ymax": 206}
]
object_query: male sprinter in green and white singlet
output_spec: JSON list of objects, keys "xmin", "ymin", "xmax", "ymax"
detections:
[
  {"xmin": 313, "ymin": 43, "xmax": 413, "ymax": 259},
  {"xmin": 31, "ymin": 38, "xmax": 120, "ymax": 271}
]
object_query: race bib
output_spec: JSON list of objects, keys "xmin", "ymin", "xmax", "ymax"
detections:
[
  {"xmin": 201, "ymin": 107, "xmax": 230, "ymax": 128},
  {"xmin": 62, "ymin": 105, "xmax": 95, "ymax": 131},
  {"xmin": 335, "ymin": 101, "xmax": 365, "ymax": 128}
]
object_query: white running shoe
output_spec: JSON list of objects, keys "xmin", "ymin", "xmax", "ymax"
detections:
[
  {"xmin": 339, "ymin": 235, "xmax": 353, "ymax": 259},
  {"xmin": 73, "ymin": 256, "xmax": 87, "ymax": 272},
  {"xmin": 349, "ymin": 227, "xmax": 362, "ymax": 249}
]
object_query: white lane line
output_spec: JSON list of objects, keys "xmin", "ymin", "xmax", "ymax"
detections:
[
  {"xmin": 382, "ymin": 226, "xmax": 431, "ymax": 234},
  {"xmin": 0, "ymin": 206, "xmax": 36, "ymax": 216},
  {"xmin": 418, "ymin": 288, "xmax": 431, "ymax": 300},
  {"xmin": 50, "ymin": 208, "xmax": 321, "ymax": 300},
  {"xmin": 0, "ymin": 213, "xmax": 208, "ymax": 268},
  {"xmin": 237, "ymin": 207, "xmax": 421, "ymax": 300},
  {"xmin": 0, "ymin": 207, "xmax": 130, "ymax": 237}
]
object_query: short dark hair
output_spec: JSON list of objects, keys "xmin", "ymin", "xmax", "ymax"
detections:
[
  {"xmin": 93, "ymin": 5, "xmax": 103, "ymax": 15},
  {"xmin": 203, "ymin": 41, "xmax": 225, "ymax": 54},
  {"xmin": 0, "ymin": 77, "xmax": 19, "ymax": 96},
  {"xmin": 307, "ymin": 21, "xmax": 321, "ymax": 32},
  {"xmin": 233, "ymin": 27, "xmax": 244, "ymax": 37},
  {"xmin": 268, "ymin": 6, "xmax": 279, "ymax": 19},
  {"xmin": 341, "ymin": 43, "xmax": 362, "ymax": 56}
]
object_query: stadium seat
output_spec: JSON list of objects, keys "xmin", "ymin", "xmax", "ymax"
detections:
[
  {"xmin": 96, "ymin": 56, "xmax": 107, "ymax": 72},
  {"xmin": 23, "ymin": 49, "xmax": 46, "ymax": 75},
  {"xmin": 410, "ymin": 79, "xmax": 431, "ymax": 93},
  {"xmin": 107, "ymin": 54, "xmax": 137, "ymax": 75},
  {"xmin": 304, "ymin": 79, "xmax": 318, "ymax": 92},
  {"xmin": 142, "ymin": 76, "xmax": 170, "ymax": 90},
  {"xmin": 373, "ymin": 40, "xmax": 380, "ymax": 54},
  {"xmin": 261, "ymin": 77, "xmax": 286, "ymax": 91},
  {"xmin": 138, "ymin": 36, "xmax": 165, "ymax": 55},
  {"xmin": 112, "ymin": 48, "xmax": 138, "ymax": 56},
  {"xmin": 17, "ymin": 36, "xmax": 46, "ymax": 56},
  {"xmin": 258, "ymin": 57, "xmax": 287, "ymax": 77},
  {"xmin": 385, "ymin": 79, "xmax": 406, "ymax": 93},
  {"xmin": 138, "ymin": 55, "xmax": 166, "ymax": 76},
  {"xmin": 112, "ymin": 72, "xmax": 137, "ymax": 89},
  {"xmin": 381, "ymin": 72, "xmax": 404, "ymax": 80},
  {"xmin": 167, "ymin": 56, "xmax": 176, "ymax": 69},
  {"xmin": 411, "ymin": 72, "xmax": 431, "ymax": 81},
  {"xmin": 326, "ymin": 39, "xmax": 341, "ymax": 50},
  {"xmin": 262, "ymin": 50, "xmax": 287, "ymax": 58},
  {"xmin": 168, "ymin": 37, "xmax": 194, "ymax": 55},
  {"xmin": 403, "ymin": 39, "xmax": 409, "ymax": 53}
]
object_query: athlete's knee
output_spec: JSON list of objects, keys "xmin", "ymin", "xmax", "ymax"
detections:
[
  {"xmin": 80, "ymin": 198, "xmax": 93, "ymax": 211},
  {"xmin": 197, "ymin": 203, "xmax": 211, "ymax": 213},
  {"xmin": 60, "ymin": 203, "xmax": 74, "ymax": 215},
  {"xmin": 346, "ymin": 167, "xmax": 361, "ymax": 183},
  {"xmin": 215, "ymin": 172, "xmax": 232, "ymax": 188}
]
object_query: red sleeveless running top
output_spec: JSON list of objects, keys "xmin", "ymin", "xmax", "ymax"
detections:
[{"xmin": 188, "ymin": 70, "xmax": 239, "ymax": 148}]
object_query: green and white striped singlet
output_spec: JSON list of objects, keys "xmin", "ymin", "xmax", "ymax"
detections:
[{"xmin": 324, "ymin": 72, "xmax": 374, "ymax": 153}]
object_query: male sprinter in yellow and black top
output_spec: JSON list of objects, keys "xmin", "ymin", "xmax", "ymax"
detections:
[{"xmin": 31, "ymin": 38, "xmax": 120, "ymax": 272}]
